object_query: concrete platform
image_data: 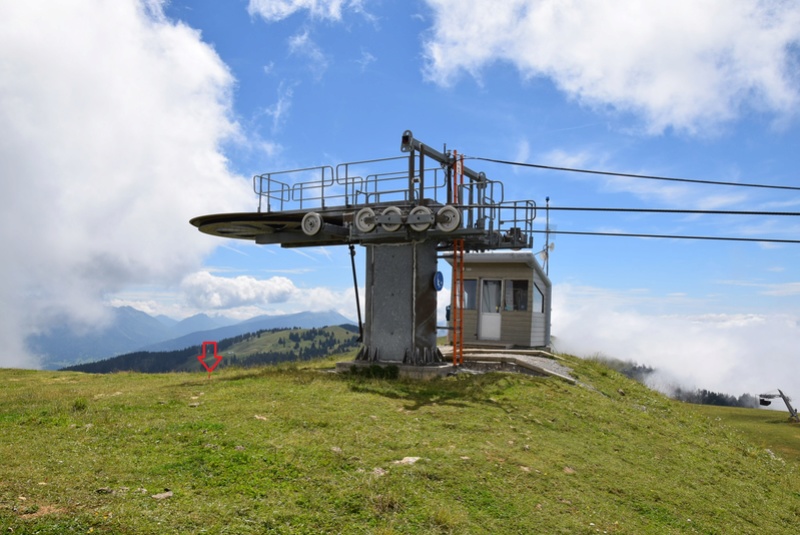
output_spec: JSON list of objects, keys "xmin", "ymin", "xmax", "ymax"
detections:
[
  {"xmin": 335, "ymin": 360, "xmax": 457, "ymax": 380},
  {"xmin": 337, "ymin": 346, "xmax": 576, "ymax": 383}
]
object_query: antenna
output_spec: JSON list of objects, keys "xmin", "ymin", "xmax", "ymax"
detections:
[
  {"xmin": 544, "ymin": 197, "xmax": 552, "ymax": 276},
  {"xmin": 537, "ymin": 242, "xmax": 555, "ymax": 264}
]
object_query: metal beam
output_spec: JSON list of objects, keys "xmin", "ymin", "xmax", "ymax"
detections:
[{"xmin": 401, "ymin": 130, "xmax": 485, "ymax": 183}]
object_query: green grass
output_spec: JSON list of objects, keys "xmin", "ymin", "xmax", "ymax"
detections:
[
  {"xmin": 1, "ymin": 354, "xmax": 799, "ymax": 534},
  {"xmin": 691, "ymin": 404, "xmax": 800, "ymax": 464}
]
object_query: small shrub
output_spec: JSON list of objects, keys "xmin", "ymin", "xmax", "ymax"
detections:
[{"xmin": 71, "ymin": 397, "xmax": 88, "ymax": 412}]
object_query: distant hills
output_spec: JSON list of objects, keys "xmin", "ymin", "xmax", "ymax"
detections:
[
  {"xmin": 27, "ymin": 307, "xmax": 355, "ymax": 369},
  {"xmin": 61, "ymin": 325, "xmax": 360, "ymax": 374},
  {"xmin": 139, "ymin": 310, "xmax": 355, "ymax": 353}
]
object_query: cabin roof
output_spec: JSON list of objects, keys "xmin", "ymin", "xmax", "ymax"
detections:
[{"xmin": 443, "ymin": 252, "xmax": 551, "ymax": 286}]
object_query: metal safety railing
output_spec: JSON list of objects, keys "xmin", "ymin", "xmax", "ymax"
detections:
[
  {"xmin": 253, "ymin": 156, "xmax": 451, "ymax": 212},
  {"xmin": 253, "ymin": 166, "xmax": 337, "ymax": 213},
  {"xmin": 251, "ymin": 145, "xmax": 536, "ymax": 244},
  {"xmin": 354, "ymin": 166, "xmax": 449, "ymax": 206}
]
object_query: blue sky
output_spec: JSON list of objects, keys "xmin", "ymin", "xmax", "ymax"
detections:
[{"xmin": 2, "ymin": 1, "xmax": 800, "ymax": 398}]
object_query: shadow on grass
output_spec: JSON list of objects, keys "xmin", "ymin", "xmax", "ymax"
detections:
[
  {"xmin": 766, "ymin": 418, "xmax": 800, "ymax": 425},
  {"xmin": 167, "ymin": 362, "xmax": 544, "ymax": 415},
  {"xmin": 345, "ymin": 372, "xmax": 528, "ymax": 412}
]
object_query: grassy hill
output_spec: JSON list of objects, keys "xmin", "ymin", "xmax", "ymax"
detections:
[
  {"xmin": 62, "ymin": 325, "xmax": 360, "ymax": 374},
  {"xmin": 2, "ymin": 353, "xmax": 799, "ymax": 534},
  {"xmin": 222, "ymin": 325, "xmax": 359, "ymax": 360}
]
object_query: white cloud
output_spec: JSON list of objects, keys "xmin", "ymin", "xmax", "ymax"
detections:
[
  {"xmin": 761, "ymin": 198, "xmax": 800, "ymax": 210},
  {"xmin": 181, "ymin": 271, "xmax": 297, "ymax": 309},
  {"xmin": 514, "ymin": 139, "xmax": 531, "ymax": 166},
  {"xmin": 538, "ymin": 146, "xmax": 753, "ymax": 209},
  {"xmin": 422, "ymin": 0, "xmax": 800, "ymax": 134},
  {"xmin": 692, "ymin": 193, "xmax": 749, "ymax": 211},
  {"xmin": 762, "ymin": 282, "xmax": 800, "ymax": 297},
  {"xmin": 552, "ymin": 283, "xmax": 800, "ymax": 397},
  {"xmin": 264, "ymin": 82, "xmax": 297, "ymax": 133},
  {"xmin": 292, "ymin": 286, "xmax": 359, "ymax": 320},
  {"xmin": 288, "ymin": 29, "xmax": 329, "ymax": 76},
  {"xmin": 607, "ymin": 177, "xmax": 689, "ymax": 202},
  {"xmin": 538, "ymin": 147, "xmax": 607, "ymax": 170},
  {"xmin": 178, "ymin": 271, "xmax": 360, "ymax": 321},
  {"xmin": 718, "ymin": 280, "xmax": 800, "ymax": 297},
  {"xmin": 535, "ymin": 147, "xmax": 694, "ymax": 207},
  {"xmin": 0, "ymin": 1, "xmax": 252, "ymax": 367},
  {"xmin": 355, "ymin": 50, "xmax": 377, "ymax": 71},
  {"xmin": 248, "ymin": 0, "xmax": 363, "ymax": 22}
]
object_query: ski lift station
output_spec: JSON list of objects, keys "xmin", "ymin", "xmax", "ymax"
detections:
[{"xmin": 191, "ymin": 130, "xmax": 551, "ymax": 372}]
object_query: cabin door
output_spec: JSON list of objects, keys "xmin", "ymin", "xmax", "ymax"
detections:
[{"xmin": 478, "ymin": 279, "xmax": 502, "ymax": 340}]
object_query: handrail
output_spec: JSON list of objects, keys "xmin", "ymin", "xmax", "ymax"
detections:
[
  {"xmin": 249, "ymin": 134, "xmax": 537, "ymax": 250},
  {"xmin": 252, "ymin": 174, "xmax": 291, "ymax": 213},
  {"xmin": 288, "ymin": 166, "xmax": 335, "ymax": 210}
]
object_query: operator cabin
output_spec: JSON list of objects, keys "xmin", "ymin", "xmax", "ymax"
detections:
[{"xmin": 446, "ymin": 252, "xmax": 552, "ymax": 349}]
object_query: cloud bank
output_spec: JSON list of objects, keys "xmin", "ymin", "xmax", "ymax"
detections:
[
  {"xmin": 0, "ymin": 1, "xmax": 252, "ymax": 367},
  {"xmin": 179, "ymin": 271, "xmax": 359, "ymax": 321},
  {"xmin": 423, "ymin": 0, "xmax": 800, "ymax": 133},
  {"xmin": 552, "ymin": 284, "xmax": 800, "ymax": 398},
  {"xmin": 181, "ymin": 272, "xmax": 297, "ymax": 309}
]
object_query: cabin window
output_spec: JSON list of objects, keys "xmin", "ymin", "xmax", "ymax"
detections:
[
  {"xmin": 504, "ymin": 280, "xmax": 528, "ymax": 311},
  {"xmin": 463, "ymin": 280, "xmax": 478, "ymax": 310},
  {"xmin": 533, "ymin": 283, "xmax": 545, "ymax": 313},
  {"xmin": 481, "ymin": 280, "xmax": 502, "ymax": 313}
]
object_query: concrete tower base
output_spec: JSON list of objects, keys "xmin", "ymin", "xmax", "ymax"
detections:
[{"xmin": 355, "ymin": 240, "xmax": 444, "ymax": 365}]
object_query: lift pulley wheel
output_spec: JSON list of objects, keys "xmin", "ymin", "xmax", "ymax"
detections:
[
  {"xmin": 355, "ymin": 207, "xmax": 376, "ymax": 233},
  {"xmin": 436, "ymin": 205, "xmax": 461, "ymax": 232},
  {"xmin": 301, "ymin": 211, "xmax": 324, "ymax": 236},
  {"xmin": 408, "ymin": 205, "xmax": 433, "ymax": 232},
  {"xmin": 381, "ymin": 206, "xmax": 403, "ymax": 232}
]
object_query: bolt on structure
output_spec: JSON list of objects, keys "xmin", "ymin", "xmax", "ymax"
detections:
[{"xmin": 191, "ymin": 130, "xmax": 537, "ymax": 367}]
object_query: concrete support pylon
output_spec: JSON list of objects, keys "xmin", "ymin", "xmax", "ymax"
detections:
[{"xmin": 356, "ymin": 240, "xmax": 443, "ymax": 365}]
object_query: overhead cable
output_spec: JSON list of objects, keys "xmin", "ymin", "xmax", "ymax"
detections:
[
  {"xmin": 531, "ymin": 229, "xmax": 800, "ymax": 244},
  {"xmin": 543, "ymin": 206, "xmax": 800, "ymax": 217},
  {"xmin": 472, "ymin": 156, "xmax": 800, "ymax": 192}
]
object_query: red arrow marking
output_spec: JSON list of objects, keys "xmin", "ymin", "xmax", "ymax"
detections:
[{"xmin": 197, "ymin": 341, "xmax": 222, "ymax": 375}]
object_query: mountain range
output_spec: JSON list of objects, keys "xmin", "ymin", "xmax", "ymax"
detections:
[{"xmin": 26, "ymin": 307, "xmax": 355, "ymax": 369}]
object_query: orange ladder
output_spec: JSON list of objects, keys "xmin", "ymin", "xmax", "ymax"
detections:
[{"xmin": 451, "ymin": 151, "xmax": 465, "ymax": 366}]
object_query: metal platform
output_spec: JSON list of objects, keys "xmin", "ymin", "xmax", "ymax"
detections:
[{"xmin": 191, "ymin": 131, "xmax": 536, "ymax": 251}]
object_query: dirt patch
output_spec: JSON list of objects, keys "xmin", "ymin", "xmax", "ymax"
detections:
[{"xmin": 19, "ymin": 504, "xmax": 64, "ymax": 520}]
